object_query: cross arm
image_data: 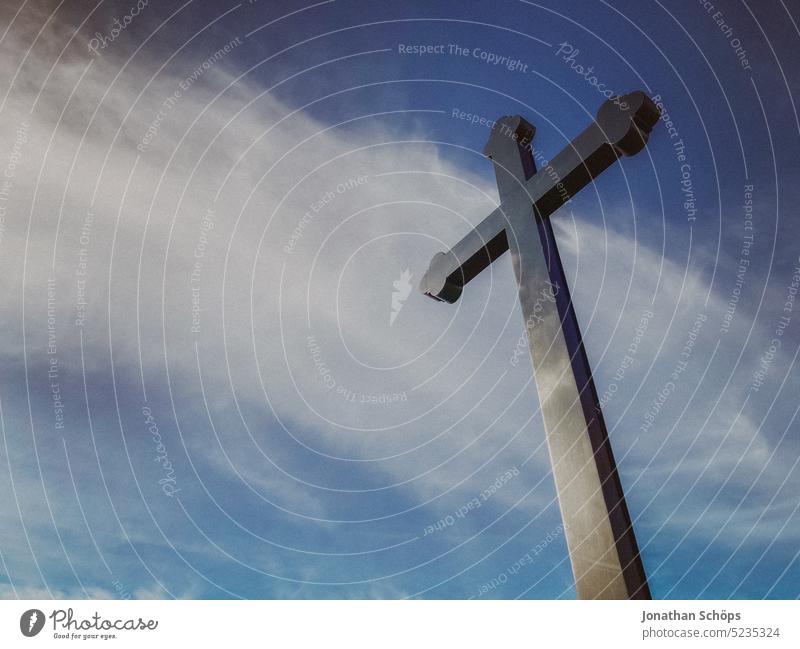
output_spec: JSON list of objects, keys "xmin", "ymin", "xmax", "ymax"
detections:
[
  {"xmin": 525, "ymin": 91, "xmax": 660, "ymax": 217},
  {"xmin": 419, "ymin": 91, "xmax": 659, "ymax": 303},
  {"xmin": 418, "ymin": 205, "xmax": 511, "ymax": 303}
]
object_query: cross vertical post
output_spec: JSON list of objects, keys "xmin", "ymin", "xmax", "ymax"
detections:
[{"xmin": 420, "ymin": 93, "xmax": 659, "ymax": 599}]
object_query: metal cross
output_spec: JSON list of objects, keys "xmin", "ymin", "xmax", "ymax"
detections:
[{"xmin": 420, "ymin": 92, "xmax": 659, "ymax": 599}]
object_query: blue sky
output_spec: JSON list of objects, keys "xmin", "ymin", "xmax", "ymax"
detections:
[{"xmin": 0, "ymin": 0, "xmax": 798, "ymax": 599}]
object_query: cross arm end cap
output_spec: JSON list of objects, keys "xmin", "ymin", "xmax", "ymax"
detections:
[
  {"xmin": 419, "ymin": 251, "xmax": 463, "ymax": 303},
  {"xmin": 596, "ymin": 91, "xmax": 661, "ymax": 156}
]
